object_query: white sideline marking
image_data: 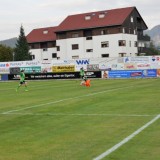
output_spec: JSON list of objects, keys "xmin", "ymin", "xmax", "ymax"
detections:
[
  {"xmin": 93, "ymin": 114, "xmax": 160, "ymax": 160},
  {"xmin": 2, "ymin": 85, "xmax": 134, "ymax": 114},
  {"xmin": 0, "ymin": 112, "xmax": 155, "ymax": 117}
]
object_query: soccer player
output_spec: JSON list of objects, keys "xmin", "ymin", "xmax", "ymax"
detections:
[
  {"xmin": 80, "ymin": 67, "xmax": 85, "ymax": 79},
  {"xmin": 16, "ymin": 70, "xmax": 28, "ymax": 92},
  {"xmin": 80, "ymin": 72, "xmax": 91, "ymax": 87}
]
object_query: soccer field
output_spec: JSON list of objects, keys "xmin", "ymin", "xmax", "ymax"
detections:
[{"xmin": 0, "ymin": 79, "xmax": 160, "ymax": 160}]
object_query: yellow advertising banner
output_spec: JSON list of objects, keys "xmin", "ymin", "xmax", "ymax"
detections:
[{"xmin": 52, "ymin": 65, "xmax": 75, "ymax": 72}]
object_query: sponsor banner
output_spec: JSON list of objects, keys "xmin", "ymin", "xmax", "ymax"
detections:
[
  {"xmin": 137, "ymin": 63, "xmax": 150, "ymax": 69},
  {"xmin": 20, "ymin": 67, "xmax": 41, "ymax": 73},
  {"xmin": 0, "ymin": 62, "xmax": 10, "ymax": 68},
  {"xmin": 124, "ymin": 63, "xmax": 137, "ymax": 70},
  {"xmin": 87, "ymin": 64, "xmax": 99, "ymax": 71},
  {"xmin": 9, "ymin": 61, "xmax": 41, "ymax": 67},
  {"xmin": 41, "ymin": 60, "xmax": 52, "ymax": 73},
  {"xmin": 10, "ymin": 67, "xmax": 20, "ymax": 74},
  {"xmin": 112, "ymin": 64, "xmax": 124, "ymax": 70},
  {"xmin": 150, "ymin": 63, "xmax": 159, "ymax": 69},
  {"xmin": 150, "ymin": 56, "xmax": 160, "ymax": 63},
  {"xmin": 108, "ymin": 70, "xmax": 157, "ymax": 78},
  {"xmin": 0, "ymin": 74, "xmax": 8, "ymax": 81},
  {"xmin": 0, "ymin": 68, "xmax": 10, "ymax": 74},
  {"xmin": 142, "ymin": 69, "xmax": 157, "ymax": 77},
  {"xmin": 8, "ymin": 71, "xmax": 101, "ymax": 80},
  {"xmin": 85, "ymin": 71, "xmax": 101, "ymax": 78},
  {"xmin": 157, "ymin": 69, "xmax": 160, "ymax": 77},
  {"xmin": 101, "ymin": 71, "xmax": 108, "ymax": 79},
  {"xmin": 52, "ymin": 65, "xmax": 75, "ymax": 72},
  {"xmin": 52, "ymin": 60, "xmax": 75, "ymax": 65},
  {"xmin": 75, "ymin": 59, "xmax": 89, "ymax": 71},
  {"xmin": 124, "ymin": 56, "xmax": 149, "ymax": 63},
  {"xmin": 99, "ymin": 63, "xmax": 111, "ymax": 71}
]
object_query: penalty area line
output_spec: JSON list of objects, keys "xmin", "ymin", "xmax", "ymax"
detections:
[
  {"xmin": 2, "ymin": 85, "xmax": 135, "ymax": 114},
  {"xmin": 93, "ymin": 114, "xmax": 160, "ymax": 160}
]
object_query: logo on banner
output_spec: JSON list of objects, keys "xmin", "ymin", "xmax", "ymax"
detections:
[
  {"xmin": 152, "ymin": 56, "xmax": 156, "ymax": 61},
  {"xmin": 76, "ymin": 60, "xmax": 89, "ymax": 65},
  {"xmin": 124, "ymin": 57, "xmax": 129, "ymax": 63},
  {"xmin": 0, "ymin": 63, "xmax": 10, "ymax": 67}
]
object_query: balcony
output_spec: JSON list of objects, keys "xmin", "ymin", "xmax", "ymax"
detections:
[{"xmin": 138, "ymin": 35, "xmax": 150, "ymax": 41}]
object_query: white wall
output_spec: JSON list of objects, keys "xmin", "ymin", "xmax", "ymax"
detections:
[
  {"xmin": 56, "ymin": 33, "xmax": 138, "ymax": 59},
  {"xmin": 30, "ymin": 47, "xmax": 57, "ymax": 61}
]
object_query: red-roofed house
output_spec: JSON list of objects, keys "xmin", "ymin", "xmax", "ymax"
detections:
[
  {"xmin": 27, "ymin": 27, "xmax": 58, "ymax": 60},
  {"xmin": 27, "ymin": 6, "xmax": 150, "ymax": 60}
]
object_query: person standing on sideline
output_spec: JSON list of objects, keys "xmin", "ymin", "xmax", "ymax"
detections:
[{"xmin": 16, "ymin": 70, "xmax": 28, "ymax": 92}]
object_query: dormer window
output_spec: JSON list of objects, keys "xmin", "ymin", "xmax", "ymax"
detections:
[
  {"xmin": 85, "ymin": 15, "xmax": 91, "ymax": 20},
  {"xmin": 43, "ymin": 30, "xmax": 48, "ymax": 34},
  {"xmin": 99, "ymin": 13, "xmax": 105, "ymax": 18}
]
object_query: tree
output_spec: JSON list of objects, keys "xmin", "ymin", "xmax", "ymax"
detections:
[
  {"xmin": 0, "ymin": 44, "xmax": 13, "ymax": 62},
  {"xmin": 14, "ymin": 25, "xmax": 31, "ymax": 61},
  {"xmin": 145, "ymin": 41, "xmax": 160, "ymax": 56}
]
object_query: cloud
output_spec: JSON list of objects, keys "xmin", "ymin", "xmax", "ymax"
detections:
[{"xmin": 0, "ymin": 0, "xmax": 160, "ymax": 40}]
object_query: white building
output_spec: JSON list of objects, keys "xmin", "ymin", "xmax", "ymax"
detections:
[{"xmin": 27, "ymin": 6, "xmax": 150, "ymax": 61}]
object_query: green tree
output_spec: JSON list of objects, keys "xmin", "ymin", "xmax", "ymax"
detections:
[
  {"xmin": 14, "ymin": 25, "xmax": 31, "ymax": 61},
  {"xmin": 0, "ymin": 44, "xmax": 13, "ymax": 62},
  {"xmin": 145, "ymin": 41, "xmax": 160, "ymax": 55}
]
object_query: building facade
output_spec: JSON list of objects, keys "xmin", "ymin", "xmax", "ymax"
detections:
[{"xmin": 27, "ymin": 6, "xmax": 150, "ymax": 61}]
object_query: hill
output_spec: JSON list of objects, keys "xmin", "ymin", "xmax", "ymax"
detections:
[
  {"xmin": 0, "ymin": 37, "xmax": 17, "ymax": 48},
  {"xmin": 144, "ymin": 25, "xmax": 160, "ymax": 48}
]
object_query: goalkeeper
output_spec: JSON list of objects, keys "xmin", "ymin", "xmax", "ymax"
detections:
[{"xmin": 16, "ymin": 70, "xmax": 28, "ymax": 92}]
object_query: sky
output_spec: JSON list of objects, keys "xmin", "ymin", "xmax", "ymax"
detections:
[{"xmin": 0, "ymin": 0, "xmax": 159, "ymax": 41}]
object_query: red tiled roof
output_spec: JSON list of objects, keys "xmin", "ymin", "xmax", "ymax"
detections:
[
  {"xmin": 56, "ymin": 7, "xmax": 135, "ymax": 32},
  {"xmin": 27, "ymin": 26, "xmax": 57, "ymax": 43}
]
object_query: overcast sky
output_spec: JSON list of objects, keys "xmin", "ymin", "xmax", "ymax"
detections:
[{"xmin": 0, "ymin": 0, "xmax": 159, "ymax": 41}]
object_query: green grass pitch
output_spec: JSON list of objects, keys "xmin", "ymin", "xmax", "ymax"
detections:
[{"xmin": 0, "ymin": 79, "xmax": 160, "ymax": 160}]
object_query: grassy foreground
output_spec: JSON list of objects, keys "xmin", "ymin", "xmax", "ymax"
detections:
[{"xmin": 0, "ymin": 79, "xmax": 159, "ymax": 160}]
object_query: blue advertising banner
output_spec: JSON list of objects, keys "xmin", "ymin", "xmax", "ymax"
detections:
[
  {"xmin": 108, "ymin": 70, "xmax": 157, "ymax": 78},
  {"xmin": 0, "ymin": 74, "xmax": 8, "ymax": 81}
]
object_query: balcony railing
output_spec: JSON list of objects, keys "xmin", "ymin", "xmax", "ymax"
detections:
[{"xmin": 138, "ymin": 35, "xmax": 150, "ymax": 41}]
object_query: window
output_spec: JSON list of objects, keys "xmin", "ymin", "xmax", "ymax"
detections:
[
  {"xmin": 134, "ymin": 41, "xmax": 138, "ymax": 47},
  {"xmin": 72, "ymin": 33, "xmax": 79, "ymax": 38},
  {"xmin": 99, "ymin": 13, "xmax": 105, "ymax": 18},
  {"xmin": 31, "ymin": 55, "xmax": 35, "ymax": 60},
  {"xmin": 101, "ymin": 54, "xmax": 109, "ymax": 58},
  {"xmin": 85, "ymin": 15, "xmax": 91, "ymax": 20},
  {"xmin": 86, "ymin": 36, "xmax": 92, "ymax": 40},
  {"xmin": 86, "ymin": 49, "xmax": 93, "ymax": 52},
  {"xmin": 72, "ymin": 56, "xmax": 79, "ymax": 59},
  {"xmin": 72, "ymin": 44, "xmax": 79, "ymax": 50},
  {"xmin": 57, "ymin": 46, "xmax": 60, "ymax": 51},
  {"xmin": 41, "ymin": 42, "xmax": 47, "ymax": 48},
  {"xmin": 119, "ymin": 53, "xmax": 126, "ymax": 57},
  {"xmin": 122, "ymin": 28, "xmax": 125, "ymax": 33},
  {"xmin": 43, "ymin": 30, "xmax": 48, "ymax": 34},
  {"xmin": 129, "ymin": 41, "xmax": 131, "ymax": 47},
  {"xmin": 101, "ymin": 41, "xmax": 109, "ymax": 48},
  {"xmin": 131, "ymin": 16, "xmax": 134, "ymax": 23},
  {"xmin": 119, "ymin": 40, "xmax": 126, "ymax": 46},
  {"xmin": 43, "ymin": 48, "xmax": 48, "ymax": 51},
  {"xmin": 52, "ymin": 53, "xmax": 57, "ymax": 58}
]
